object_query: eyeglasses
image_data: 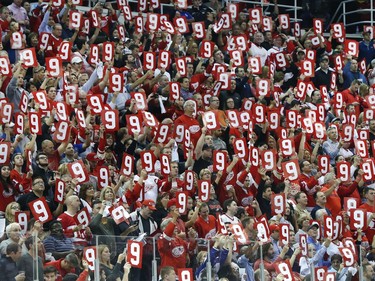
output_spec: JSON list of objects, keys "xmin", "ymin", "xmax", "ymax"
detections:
[
  {"xmin": 38, "ymin": 156, "xmax": 47, "ymax": 160},
  {"xmin": 33, "ymin": 181, "xmax": 44, "ymax": 185}
]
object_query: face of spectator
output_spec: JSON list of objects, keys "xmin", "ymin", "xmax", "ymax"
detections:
[
  {"xmin": 199, "ymin": 206, "xmax": 209, "ymax": 219},
  {"xmin": 65, "ymin": 143, "xmax": 74, "ymax": 156},
  {"xmin": 37, "ymin": 154, "xmax": 48, "ymax": 167},
  {"xmin": 101, "ymin": 247, "xmax": 111, "ymax": 262},
  {"xmin": 320, "ymin": 59, "xmax": 329, "ymax": 70},
  {"xmin": 170, "ymin": 162, "xmax": 178, "ymax": 177},
  {"xmin": 365, "ymin": 189, "xmax": 375, "ymax": 203},
  {"xmin": 350, "ymin": 60, "xmax": 358, "ymax": 72},
  {"xmin": 301, "ymin": 161, "xmax": 312, "ymax": 175},
  {"xmin": 236, "ymin": 67, "xmax": 245, "ymax": 78},
  {"xmin": 331, "ymin": 258, "xmax": 341, "ymax": 270},
  {"xmin": 92, "ymin": 203, "xmax": 102, "ymax": 216},
  {"xmin": 210, "ymin": 97, "xmax": 220, "ymax": 109},
  {"xmin": 78, "ymin": 73, "xmax": 88, "ymax": 86},
  {"xmin": 214, "ymin": 51, "xmax": 224, "ymax": 62},
  {"xmin": 253, "ymin": 32, "xmax": 264, "ymax": 44},
  {"xmin": 47, "ymin": 87, "xmax": 56, "ymax": 100},
  {"xmin": 202, "ymin": 147, "xmax": 213, "ymax": 159},
  {"xmin": 44, "ymin": 272, "xmax": 57, "ymax": 281},
  {"xmin": 0, "ymin": 8, "xmax": 10, "ymax": 20},
  {"xmin": 32, "ymin": 178, "xmax": 45, "ymax": 193},
  {"xmin": 304, "ymin": 40, "xmax": 312, "ymax": 49},
  {"xmin": 9, "ymin": 225, "xmax": 22, "ymax": 242},
  {"xmin": 16, "ymin": 74, "xmax": 24, "ymax": 87},
  {"xmin": 204, "ymin": 135, "xmax": 213, "ymax": 146},
  {"xmin": 9, "ymin": 203, "xmax": 20, "ymax": 216},
  {"xmin": 307, "ymin": 244, "xmax": 316, "ymax": 258},
  {"xmin": 262, "ymin": 187, "xmax": 272, "ymax": 200},
  {"xmin": 297, "ymin": 193, "xmax": 308, "ymax": 206},
  {"xmin": 1, "ymin": 166, "xmax": 10, "ymax": 179},
  {"xmin": 227, "ymin": 201, "xmax": 238, "ymax": 215},
  {"xmin": 350, "ymin": 82, "xmax": 360, "ymax": 93},
  {"xmin": 164, "ymin": 270, "xmax": 176, "ymax": 281},
  {"xmin": 181, "ymin": 78, "xmax": 190, "ymax": 89},
  {"xmin": 194, "ymin": 94, "xmax": 203, "ymax": 106},
  {"xmin": 43, "ymin": 141, "xmax": 54, "ymax": 155},
  {"xmin": 104, "ymin": 188, "xmax": 115, "ymax": 201},
  {"xmin": 52, "ymin": 24, "xmax": 62, "ymax": 38},
  {"xmin": 327, "ymin": 128, "xmax": 338, "ymax": 141},
  {"xmin": 315, "ymin": 192, "xmax": 326, "ymax": 205},
  {"xmin": 30, "ymin": 35, "xmax": 38, "ymax": 47}
]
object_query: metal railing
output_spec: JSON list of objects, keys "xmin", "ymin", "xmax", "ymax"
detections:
[
  {"xmin": 329, "ymin": 0, "xmax": 374, "ymax": 29},
  {"xmin": 25, "ymin": 233, "xmax": 367, "ymax": 281}
]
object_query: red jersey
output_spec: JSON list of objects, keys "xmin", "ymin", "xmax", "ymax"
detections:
[
  {"xmin": 10, "ymin": 170, "xmax": 32, "ymax": 194},
  {"xmin": 299, "ymin": 173, "xmax": 319, "ymax": 207},
  {"xmin": 174, "ymin": 114, "xmax": 201, "ymax": 146},
  {"xmin": 45, "ymin": 34, "xmax": 62, "ymax": 57},
  {"xmin": 157, "ymin": 221, "xmax": 193, "ymax": 269},
  {"xmin": 44, "ymin": 259, "xmax": 75, "ymax": 281},
  {"xmin": 194, "ymin": 215, "xmax": 217, "ymax": 239},
  {"xmin": 359, "ymin": 202, "xmax": 375, "ymax": 244}
]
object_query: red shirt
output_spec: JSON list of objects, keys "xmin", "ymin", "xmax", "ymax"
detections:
[
  {"xmin": 157, "ymin": 221, "xmax": 191, "ymax": 270},
  {"xmin": 194, "ymin": 215, "xmax": 217, "ymax": 239},
  {"xmin": 45, "ymin": 259, "xmax": 75, "ymax": 281},
  {"xmin": 45, "ymin": 34, "xmax": 62, "ymax": 57},
  {"xmin": 359, "ymin": 202, "xmax": 375, "ymax": 244},
  {"xmin": 174, "ymin": 114, "xmax": 201, "ymax": 146},
  {"xmin": 10, "ymin": 170, "xmax": 32, "ymax": 194}
]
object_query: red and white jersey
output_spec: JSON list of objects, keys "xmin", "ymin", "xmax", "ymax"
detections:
[
  {"xmin": 219, "ymin": 213, "xmax": 241, "ymax": 225},
  {"xmin": 133, "ymin": 174, "xmax": 159, "ymax": 202}
]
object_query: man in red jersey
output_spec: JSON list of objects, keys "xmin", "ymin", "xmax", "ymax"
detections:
[
  {"xmin": 359, "ymin": 188, "xmax": 375, "ymax": 244},
  {"xmin": 194, "ymin": 203, "xmax": 217, "ymax": 239},
  {"xmin": 175, "ymin": 100, "xmax": 201, "ymax": 146},
  {"xmin": 158, "ymin": 209, "xmax": 196, "ymax": 270},
  {"xmin": 44, "ymin": 253, "xmax": 79, "ymax": 281}
]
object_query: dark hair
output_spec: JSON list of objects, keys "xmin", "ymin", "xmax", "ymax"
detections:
[
  {"xmin": 75, "ymin": 39, "xmax": 86, "ymax": 50},
  {"xmin": 331, "ymin": 254, "xmax": 342, "ymax": 262},
  {"xmin": 92, "ymin": 199, "xmax": 102, "ymax": 209},
  {"xmin": 0, "ymin": 165, "xmax": 15, "ymax": 195},
  {"xmin": 78, "ymin": 183, "xmax": 93, "ymax": 200},
  {"xmin": 6, "ymin": 242, "xmax": 21, "ymax": 255},
  {"xmin": 223, "ymin": 199, "xmax": 235, "ymax": 213},
  {"xmin": 44, "ymin": 266, "xmax": 58, "ymax": 275},
  {"xmin": 24, "ymin": 236, "xmax": 35, "ymax": 250}
]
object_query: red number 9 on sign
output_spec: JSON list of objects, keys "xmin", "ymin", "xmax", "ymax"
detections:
[{"xmin": 32, "ymin": 200, "xmax": 49, "ymax": 222}]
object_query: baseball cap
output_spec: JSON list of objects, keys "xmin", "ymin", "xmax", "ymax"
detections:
[
  {"xmin": 308, "ymin": 221, "xmax": 320, "ymax": 231},
  {"xmin": 71, "ymin": 56, "xmax": 83, "ymax": 64},
  {"xmin": 167, "ymin": 198, "xmax": 177, "ymax": 209},
  {"xmin": 86, "ymin": 152, "xmax": 100, "ymax": 162},
  {"xmin": 142, "ymin": 199, "xmax": 157, "ymax": 210},
  {"xmin": 202, "ymin": 144, "xmax": 214, "ymax": 150},
  {"xmin": 269, "ymin": 224, "xmax": 280, "ymax": 233}
]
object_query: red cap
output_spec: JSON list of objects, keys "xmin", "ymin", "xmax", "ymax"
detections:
[
  {"xmin": 142, "ymin": 199, "xmax": 157, "ymax": 210},
  {"xmin": 167, "ymin": 198, "xmax": 177, "ymax": 209},
  {"xmin": 86, "ymin": 152, "xmax": 100, "ymax": 162},
  {"xmin": 269, "ymin": 224, "xmax": 280, "ymax": 233}
]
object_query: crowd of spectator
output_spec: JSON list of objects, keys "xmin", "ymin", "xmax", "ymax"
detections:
[{"xmin": 1, "ymin": 0, "xmax": 375, "ymax": 280}]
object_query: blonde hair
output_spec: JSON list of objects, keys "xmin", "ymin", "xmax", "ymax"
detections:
[
  {"xmin": 100, "ymin": 186, "xmax": 115, "ymax": 201},
  {"xmin": 5, "ymin": 202, "xmax": 20, "ymax": 223},
  {"xmin": 98, "ymin": 244, "xmax": 111, "ymax": 266}
]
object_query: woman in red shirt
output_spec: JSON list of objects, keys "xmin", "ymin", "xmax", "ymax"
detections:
[{"xmin": 0, "ymin": 164, "xmax": 18, "ymax": 213}]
